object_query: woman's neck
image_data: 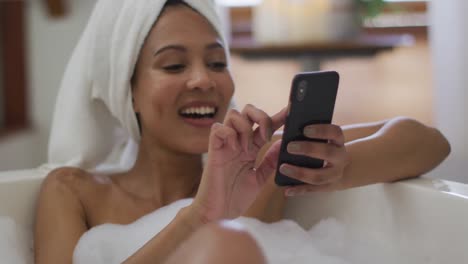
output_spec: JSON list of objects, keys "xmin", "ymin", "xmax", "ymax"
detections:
[{"xmin": 116, "ymin": 140, "xmax": 203, "ymax": 207}]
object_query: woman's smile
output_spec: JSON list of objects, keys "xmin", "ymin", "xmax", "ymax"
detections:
[{"xmin": 178, "ymin": 101, "xmax": 219, "ymax": 128}]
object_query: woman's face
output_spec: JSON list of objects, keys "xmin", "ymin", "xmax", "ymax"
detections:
[{"xmin": 132, "ymin": 5, "xmax": 234, "ymax": 154}]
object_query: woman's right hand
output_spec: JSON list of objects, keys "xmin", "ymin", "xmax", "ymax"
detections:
[{"xmin": 190, "ymin": 105, "xmax": 287, "ymax": 224}]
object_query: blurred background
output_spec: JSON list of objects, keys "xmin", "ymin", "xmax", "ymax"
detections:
[{"xmin": 0, "ymin": 0, "xmax": 465, "ymax": 183}]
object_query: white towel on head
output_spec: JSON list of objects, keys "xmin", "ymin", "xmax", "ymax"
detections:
[{"xmin": 47, "ymin": 0, "xmax": 232, "ymax": 173}]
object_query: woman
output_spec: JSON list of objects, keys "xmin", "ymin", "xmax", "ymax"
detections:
[{"xmin": 34, "ymin": 0, "xmax": 451, "ymax": 263}]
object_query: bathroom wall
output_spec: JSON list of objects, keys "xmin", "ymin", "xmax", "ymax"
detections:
[
  {"xmin": 427, "ymin": 0, "xmax": 468, "ymax": 183},
  {"xmin": 0, "ymin": 0, "xmax": 95, "ymax": 170}
]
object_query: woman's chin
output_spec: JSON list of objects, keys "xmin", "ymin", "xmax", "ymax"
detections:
[
  {"xmin": 182, "ymin": 140, "xmax": 209, "ymax": 155},
  {"xmin": 184, "ymin": 148, "xmax": 208, "ymax": 156}
]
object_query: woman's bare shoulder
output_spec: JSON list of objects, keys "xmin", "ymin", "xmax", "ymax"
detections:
[
  {"xmin": 39, "ymin": 167, "xmax": 112, "ymax": 199},
  {"xmin": 41, "ymin": 167, "xmax": 92, "ymax": 192},
  {"xmin": 35, "ymin": 167, "xmax": 93, "ymax": 263}
]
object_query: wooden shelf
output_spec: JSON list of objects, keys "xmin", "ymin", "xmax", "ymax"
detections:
[{"xmin": 230, "ymin": 33, "xmax": 414, "ymax": 58}]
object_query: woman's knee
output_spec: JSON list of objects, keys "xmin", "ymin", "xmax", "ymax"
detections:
[
  {"xmin": 194, "ymin": 221, "xmax": 265, "ymax": 263},
  {"xmin": 167, "ymin": 221, "xmax": 266, "ymax": 264}
]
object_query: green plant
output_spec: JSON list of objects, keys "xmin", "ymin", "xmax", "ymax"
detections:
[{"xmin": 355, "ymin": 0, "xmax": 386, "ymax": 18}]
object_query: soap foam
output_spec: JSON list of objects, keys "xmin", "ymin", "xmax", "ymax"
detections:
[
  {"xmin": 0, "ymin": 199, "xmax": 424, "ymax": 264},
  {"xmin": 72, "ymin": 198, "xmax": 402, "ymax": 264}
]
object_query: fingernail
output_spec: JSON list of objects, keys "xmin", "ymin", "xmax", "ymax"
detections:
[
  {"xmin": 304, "ymin": 127, "xmax": 315, "ymax": 138},
  {"xmin": 287, "ymin": 142, "xmax": 301, "ymax": 153},
  {"xmin": 280, "ymin": 165, "xmax": 294, "ymax": 176}
]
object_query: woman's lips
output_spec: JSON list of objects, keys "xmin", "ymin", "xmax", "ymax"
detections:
[{"xmin": 181, "ymin": 117, "xmax": 217, "ymax": 127}]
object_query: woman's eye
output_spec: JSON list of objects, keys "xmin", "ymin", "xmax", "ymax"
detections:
[
  {"xmin": 209, "ymin": 62, "xmax": 227, "ymax": 71},
  {"xmin": 163, "ymin": 64, "xmax": 185, "ymax": 73}
]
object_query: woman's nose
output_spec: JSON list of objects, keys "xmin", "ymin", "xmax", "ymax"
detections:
[{"xmin": 186, "ymin": 66, "xmax": 215, "ymax": 91}]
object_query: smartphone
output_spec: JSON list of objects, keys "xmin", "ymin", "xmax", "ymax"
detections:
[{"xmin": 275, "ymin": 71, "xmax": 339, "ymax": 186}]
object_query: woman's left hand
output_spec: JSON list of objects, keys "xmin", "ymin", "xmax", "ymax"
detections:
[{"xmin": 279, "ymin": 124, "xmax": 350, "ymax": 196}]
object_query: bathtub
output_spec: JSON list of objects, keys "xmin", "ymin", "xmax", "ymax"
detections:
[{"xmin": 1, "ymin": 168, "xmax": 467, "ymax": 263}]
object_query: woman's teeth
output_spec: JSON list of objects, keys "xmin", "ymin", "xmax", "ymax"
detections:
[{"xmin": 180, "ymin": 106, "xmax": 217, "ymax": 118}]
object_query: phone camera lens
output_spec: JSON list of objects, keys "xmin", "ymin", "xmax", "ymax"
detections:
[{"xmin": 297, "ymin": 80, "xmax": 307, "ymax": 101}]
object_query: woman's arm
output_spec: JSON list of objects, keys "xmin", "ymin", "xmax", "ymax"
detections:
[
  {"xmin": 34, "ymin": 169, "xmax": 89, "ymax": 264},
  {"xmin": 243, "ymin": 134, "xmax": 285, "ymax": 223},
  {"xmin": 276, "ymin": 116, "xmax": 451, "ymax": 194},
  {"xmin": 339, "ymin": 117, "xmax": 451, "ymax": 189},
  {"xmin": 244, "ymin": 117, "xmax": 450, "ymax": 218}
]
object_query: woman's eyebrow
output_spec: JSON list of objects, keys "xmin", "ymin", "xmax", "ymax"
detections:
[
  {"xmin": 153, "ymin": 42, "xmax": 224, "ymax": 57},
  {"xmin": 206, "ymin": 42, "xmax": 224, "ymax": 50},
  {"xmin": 153, "ymin": 45, "xmax": 186, "ymax": 57}
]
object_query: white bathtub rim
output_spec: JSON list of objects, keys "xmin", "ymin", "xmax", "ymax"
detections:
[
  {"xmin": 399, "ymin": 176, "xmax": 468, "ymax": 201},
  {"xmin": 1, "ymin": 168, "xmax": 467, "ymax": 202},
  {"xmin": 0, "ymin": 167, "xmax": 51, "ymax": 183}
]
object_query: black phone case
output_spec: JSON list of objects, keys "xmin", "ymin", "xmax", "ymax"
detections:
[{"xmin": 275, "ymin": 71, "xmax": 339, "ymax": 186}]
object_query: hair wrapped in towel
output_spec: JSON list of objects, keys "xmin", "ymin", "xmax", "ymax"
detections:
[{"xmin": 47, "ymin": 0, "xmax": 232, "ymax": 173}]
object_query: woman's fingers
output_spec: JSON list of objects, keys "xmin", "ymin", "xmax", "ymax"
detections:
[
  {"xmin": 271, "ymin": 107, "xmax": 287, "ymax": 132},
  {"xmin": 217, "ymin": 106, "xmax": 287, "ymax": 156},
  {"xmin": 224, "ymin": 109, "xmax": 254, "ymax": 153},
  {"xmin": 210, "ymin": 123, "xmax": 239, "ymax": 151},
  {"xmin": 286, "ymin": 141, "xmax": 347, "ymax": 166},
  {"xmin": 303, "ymin": 124, "xmax": 345, "ymax": 146},
  {"xmin": 255, "ymin": 140, "xmax": 281, "ymax": 185},
  {"xmin": 241, "ymin": 104, "xmax": 273, "ymax": 145},
  {"xmin": 278, "ymin": 163, "xmax": 342, "ymax": 186}
]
